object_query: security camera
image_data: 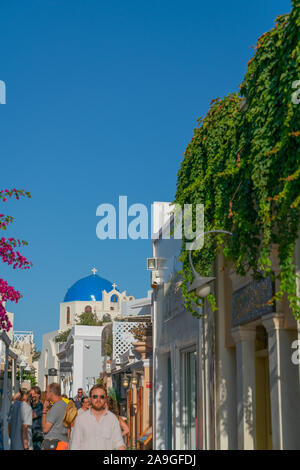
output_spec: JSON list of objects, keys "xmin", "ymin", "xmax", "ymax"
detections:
[
  {"xmin": 151, "ymin": 270, "xmax": 164, "ymax": 288},
  {"xmin": 151, "ymin": 281, "xmax": 159, "ymax": 289}
]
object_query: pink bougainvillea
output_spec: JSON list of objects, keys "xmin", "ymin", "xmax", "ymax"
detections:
[{"xmin": 0, "ymin": 189, "xmax": 32, "ymax": 331}]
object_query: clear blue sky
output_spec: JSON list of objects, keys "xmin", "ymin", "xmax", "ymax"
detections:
[{"xmin": 0, "ymin": 0, "xmax": 292, "ymax": 349}]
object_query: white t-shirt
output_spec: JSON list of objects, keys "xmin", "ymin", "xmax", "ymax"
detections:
[
  {"xmin": 70, "ymin": 409, "xmax": 125, "ymax": 450},
  {"xmin": 9, "ymin": 401, "xmax": 33, "ymax": 450}
]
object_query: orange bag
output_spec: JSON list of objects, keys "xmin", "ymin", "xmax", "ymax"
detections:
[{"xmin": 56, "ymin": 441, "xmax": 68, "ymax": 450}]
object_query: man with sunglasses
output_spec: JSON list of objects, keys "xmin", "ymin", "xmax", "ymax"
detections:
[
  {"xmin": 70, "ymin": 385, "xmax": 125, "ymax": 450},
  {"xmin": 74, "ymin": 388, "xmax": 86, "ymax": 410}
]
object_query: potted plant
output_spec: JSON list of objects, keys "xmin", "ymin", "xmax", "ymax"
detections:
[{"xmin": 130, "ymin": 323, "xmax": 152, "ymax": 359}]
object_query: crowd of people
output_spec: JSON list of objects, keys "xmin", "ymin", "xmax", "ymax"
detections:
[{"xmin": 8, "ymin": 383, "xmax": 129, "ymax": 450}]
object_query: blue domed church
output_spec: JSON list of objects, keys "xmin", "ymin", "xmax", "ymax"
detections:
[{"xmin": 59, "ymin": 268, "xmax": 134, "ymax": 331}]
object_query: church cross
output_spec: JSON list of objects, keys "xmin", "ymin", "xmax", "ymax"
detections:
[
  {"xmin": 112, "ymin": 282, "xmax": 117, "ymax": 290},
  {"xmin": 91, "ymin": 267, "xmax": 98, "ymax": 275}
]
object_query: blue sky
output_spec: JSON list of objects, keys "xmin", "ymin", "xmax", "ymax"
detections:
[{"xmin": 0, "ymin": 0, "xmax": 292, "ymax": 349}]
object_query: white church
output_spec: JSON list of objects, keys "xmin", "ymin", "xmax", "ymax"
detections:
[
  {"xmin": 59, "ymin": 268, "xmax": 134, "ymax": 331},
  {"xmin": 38, "ymin": 269, "xmax": 134, "ymax": 394}
]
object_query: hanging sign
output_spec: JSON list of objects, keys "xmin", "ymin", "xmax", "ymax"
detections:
[{"xmin": 59, "ymin": 362, "xmax": 72, "ymax": 373}]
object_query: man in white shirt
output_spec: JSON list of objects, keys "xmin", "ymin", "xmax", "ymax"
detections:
[
  {"xmin": 70, "ymin": 385, "xmax": 125, "ymax": 450},
  {"xmin": 8, "ymin": 389, "xmax": 33, "ymax": 450}
]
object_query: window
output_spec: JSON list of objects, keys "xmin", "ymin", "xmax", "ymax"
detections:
[
  {"xmin": 84, "ymin": 305, "xmax": 92, "ymax": 313},
  {"xmin": 66, "ymin": 307, "xmax": 70, "ymax": 325},
  {"xmin": 111, "ymin": 295, "xmax": 118, "ymax": 303},
  {"xmin": 181, "ymin": 348, "xmax": 197, "ymax": 450}
]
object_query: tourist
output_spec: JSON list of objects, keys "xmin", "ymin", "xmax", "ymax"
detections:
[
  {"xmin": 77, "ymin": 396, "xmax": 90, "ymax": 416},
  {"xmin": 74, "ymin": 388, "xmax": 85, "ymax": 410},
  {"xmin": 41, "ymin": 383, "xmax": 68, "ymax": 450},
  {"xmin": 8, "ymin": 389, "xmax": 33, "ymax": 450},
  {"xmin": 68, "ymin": 396, "xmax": 89, "ymax": 447},
  {"xmin": 70, "ymin": 385, "xmax": 125, "ymax": 450},
  {"xmin": 107, "ymin": 397, "xmax": 129, "ymax": 438},
  {"xmin": 30, "ymin": 386, "xmax": 44, "ymax": 450}
]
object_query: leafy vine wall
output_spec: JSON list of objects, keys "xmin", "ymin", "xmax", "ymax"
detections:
[{"xmin": 175, "ymin": 2, "xmax": 300, "ymax": 319}]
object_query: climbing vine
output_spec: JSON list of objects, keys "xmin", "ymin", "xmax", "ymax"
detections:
[{"xmin": 175, "ymin": 2, "xmax": 300, "ymax": 319}]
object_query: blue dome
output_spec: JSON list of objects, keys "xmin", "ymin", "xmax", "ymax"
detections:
[{"xmin": 63, "ymin": 274, "xmax": 115, "ymax": 302}]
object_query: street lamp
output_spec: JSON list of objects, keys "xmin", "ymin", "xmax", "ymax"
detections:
[
  {"xmin": 122, "ymin": 374, "xmax": 129, "ymax": 389},
  {"xmin": 122, "ymin": 370, "xmax": 138, "ymax": 388},
  {"xmin": 188, "ymin": 230, "xmax": 232, "ymax": 297}
]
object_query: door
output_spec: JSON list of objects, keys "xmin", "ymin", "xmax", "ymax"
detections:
[{"xmin": 255, "ymin": 354, "xmax": 272, "ymax": 449}]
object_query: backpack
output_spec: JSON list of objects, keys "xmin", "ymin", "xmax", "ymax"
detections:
[{"xmin": 62, "ymin": 399, "xmax": 78, "ymax": 427}]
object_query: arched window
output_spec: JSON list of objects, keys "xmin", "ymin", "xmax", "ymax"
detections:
[
  {"xmin": 111, "ymin": 295, "xmax": 118, "ymax": 303},
  {"xmin": 85, "ymin": 305, "xmax": 92, "ymax": 313},
  {"xmin": 66, "ymin": 307, "xmax": 70, "ymax": 325}
]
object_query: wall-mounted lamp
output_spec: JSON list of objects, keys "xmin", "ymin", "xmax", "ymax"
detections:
[
  {"xmin": 122, "ymin": 374, "xmax": 130, "ymax": 389},
  {"xmin": 122, "ymin": 370, "xmax": 139, "ymax": 388}
]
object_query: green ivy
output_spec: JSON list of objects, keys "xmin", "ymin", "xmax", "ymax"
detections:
[{"xmin": 175, "ymin": 1, "xmax": 300, "ymax": 319}]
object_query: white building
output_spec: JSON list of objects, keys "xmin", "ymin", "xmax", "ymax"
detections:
[
  {"xmin": 57, "ymin": 325, "xmax": 108, "ymax": 397},
  {"xmin": 151, "ymin": 212, "xmax": 204, "ymax": 450},
  {"xmin": 151, "ymin": 205, "xmax": 300, "ymax": 450}
]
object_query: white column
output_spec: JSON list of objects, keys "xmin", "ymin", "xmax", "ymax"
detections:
[
  {"xmin": 262, "ymin": 313, "xmax": 300, "ymax": 450},
  {"xmin": 215, "ymin": 254, "xmax": 237, "ymax": 449},
  {"xmin": 231, "ymin": 326, "xmax": 256, "ymax": 450}
]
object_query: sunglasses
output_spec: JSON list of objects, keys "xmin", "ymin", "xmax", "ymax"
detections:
[{"xmin": 91, "ymin": 394, "xmax": 106, "ymax": 400}]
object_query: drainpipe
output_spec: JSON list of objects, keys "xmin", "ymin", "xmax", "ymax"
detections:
[
  {"xmin": 152, "ymin": 237, "xmax": 158, "ymax": 450},
  {"xmin": 152, "ymin": 281, "xmax": 158, "ymax": 449}
]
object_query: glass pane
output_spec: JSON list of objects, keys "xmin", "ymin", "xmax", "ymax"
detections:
[{"xmin": 181, "ymin": 349, "xmax": 197, "ymax": 450}]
